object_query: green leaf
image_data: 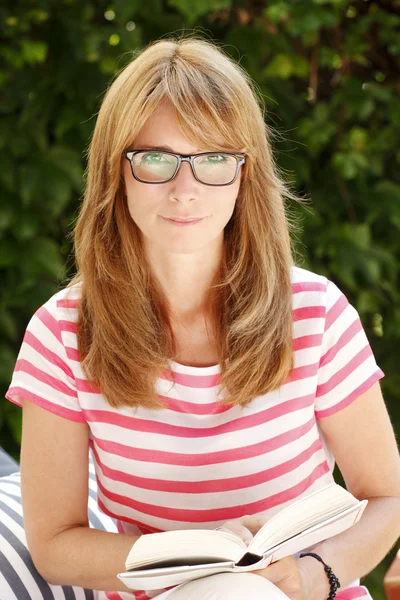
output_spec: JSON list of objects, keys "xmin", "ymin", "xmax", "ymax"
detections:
[
  {"xmin": 264, "ymin": 3, "xmax": 290, "ymax": 23},
  {"xmin": 115, "ymin": 0, "xmax": 143, "ymax": 22},
  {"xmin": 5, "ymin": 409, "xmax": 22, "ymax": 446},
  {"xmin": 19, "ymin": 162, "xmax": 43, "ymax": 207},
  {"xmin": 0, "ymin": 310, "xmax": 18, "ymax": 341},
  {"xmin": 23, "ymin": 237, "xmax": 66, "ymax": 279},
  {"xmin": 264, "ymin": 54, "xmax": 294, "ymax": 79},
  {"xmin": 167, "ymin": 0, "xmax": 230, "ymax": 24},
  {"xmin": 0, "ymin": 204, "xmax": 13, "ymax": 233},
  {"xmin": 20, "ymin": 40, "xmax": 48, "ymax": 64},
  {"xmin": 0, "ymin": 240, "xmax": 19, "ymax": 268},
  {"xmin": 349, "ymin": 127, "xmax": 368, "ymax": 150},
  {"xmin": 46, "ymin": 146, "xmax": 84, "ymax": 193}
]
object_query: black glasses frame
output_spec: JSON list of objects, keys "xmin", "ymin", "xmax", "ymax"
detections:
[{"xmin": 124, "ymin": 149, "xmax": 246, "ymax": 186}]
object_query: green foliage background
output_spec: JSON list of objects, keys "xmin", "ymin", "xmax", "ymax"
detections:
[{"xmin": 1, "ymin": 0, "xmax": 399, "ymax": 596}]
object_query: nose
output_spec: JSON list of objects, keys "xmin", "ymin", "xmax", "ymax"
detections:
[
  {"xmin": 168, "ymin": 159, "xmax": 199, "ymax": 201},
  {"xmin": 174, "ymin": 158, "xmax": 197, "ymax": 182}
]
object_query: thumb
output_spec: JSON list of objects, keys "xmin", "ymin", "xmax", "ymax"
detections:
[{"xmin": 240, "ymin": 514, "xmax": 270, "ymax": 535}]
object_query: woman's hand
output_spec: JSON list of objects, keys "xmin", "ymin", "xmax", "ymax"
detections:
[
  {"xmin": 216, "ymin": 515, "xmax": 314, "ymax": 600},
  {"xmin": 215, "ymin": 514, "xmax": 258, "ymax": 546},
  {"xmin": 251, "ymin": 555, "xmax": 313, "ymax": 600}
]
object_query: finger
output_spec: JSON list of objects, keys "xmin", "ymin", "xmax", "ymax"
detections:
[
  {"xmin": 260, "ymin": 556, "xmax": 296, "ymax": 583},
  {"xmin": 217, "ymin": 522, "xmax": 254, "ymax": 546},
  {"xmin": 240, "ymin": 514, "xmax": 269, "ymax": 535}
]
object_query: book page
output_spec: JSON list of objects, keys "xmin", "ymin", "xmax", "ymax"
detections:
[
  {"xmin": 248, "ymin": 483, "xmax": 359, "ymax": 554},
  {"xmin": 125, "ymin": 529, "xmax": 246, "ymax": 570}
]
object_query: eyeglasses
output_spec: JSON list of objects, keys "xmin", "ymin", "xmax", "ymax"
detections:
[{"xmin": 124, "ymin": 149, "xmax": 246, "ymax": 186}]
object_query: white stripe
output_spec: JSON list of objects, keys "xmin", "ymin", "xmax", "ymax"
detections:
[
  {"xmin": 95, "ymin": 447, "xmax": 327, "ymax": 510},
  {"xmin": 96, "ymin": 469, "xmax": 335, "ymax": 533},
  {"xmin": 92, "ymin": 425, "xmax": 320, "ymax": 481},
  {"xmin": 0, "ymin": 481, "xmax": 21, "ymax": 497},
  {"xmin": 88, "ymin": 405, "xmax": 313, "ymax": 454},
  {"xmin": 0, "ymin": 494, "xmax": 24, "ymax": 518},
  {"xmin": 87, "ymin": 494, "xmax": 118, "ymax": 533},
  {"xmin": 0, "ymin": 571, "xmax": 19, "ymax": 600},
  {"xmin": 0, "ymin": 507, "xmax": 44, "ymax": 597},
  {"xmin": 316, "ymin": 357, "xmax": 380, "ymax": 410},
  {"xmin": 317, "ymin": 329, "xmax": 372, "ymax": 384}
]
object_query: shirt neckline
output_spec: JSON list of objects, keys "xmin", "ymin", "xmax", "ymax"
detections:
[{"xmin": 168, "ymin": 359, "xmax": 221, "ymax": 374}]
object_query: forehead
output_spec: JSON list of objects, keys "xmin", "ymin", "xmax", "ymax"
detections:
[{"xmin": 133, "ymin": 102, "xmax": 228, "ymax": 151}]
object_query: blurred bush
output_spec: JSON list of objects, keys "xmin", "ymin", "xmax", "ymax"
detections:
[{"xmin": 1, "ymin": 0, "xmax": 399, "ymax": 596}]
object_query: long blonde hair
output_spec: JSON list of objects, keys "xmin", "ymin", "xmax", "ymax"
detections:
[{"xmin": 67, "ymin": 34, "xmax": 306, "ymax": 409}]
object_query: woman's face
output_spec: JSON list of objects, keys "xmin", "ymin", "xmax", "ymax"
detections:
[{"xmin": 122, "ymin": 102, "xmax": 242, "ymax": 256}]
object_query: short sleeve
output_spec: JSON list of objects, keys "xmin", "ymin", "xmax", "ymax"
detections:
[
  {"xmin": 5, "ymin": 302, "xmax": 85, "ymax": 423},
  {"xmin": 314, "ymin": 280, "xmax": 385, "ymax": 418}
]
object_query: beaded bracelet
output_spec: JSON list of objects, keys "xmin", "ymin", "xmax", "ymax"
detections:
[{"xmin": 299, "ymin": 552, "xmax": 341, "ymax": 600}]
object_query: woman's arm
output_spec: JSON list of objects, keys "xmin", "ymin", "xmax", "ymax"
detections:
[
  {"xmin": 299, "ymin": 380, "xmax": 400, "ymax": 599},
  {"xmin": 252, "ymin": 381, "xmax": 400, "ymax": 600},
  {"xmin": 20, "ymin": 399, "xmax": 138, "ymax": 591},
  {"xmin": 39, "ymin": 526, "xmax": 140, "ymax": 591},
  {"xmin": 299, "ymin": 495, "xmax": 400, "ymax": 600}
]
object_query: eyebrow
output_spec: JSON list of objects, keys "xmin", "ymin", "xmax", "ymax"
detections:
[{"xmin": 136, "ymin": 144, "xmax": 203, "ymax": 153}]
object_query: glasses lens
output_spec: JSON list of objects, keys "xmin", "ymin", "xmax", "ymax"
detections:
[
  {"xmin": 132, "ymin": 151, "xmax": 178, "ymax": 182},
  {"xmin": 193, "ymin": 153, "xmax": 237, "ymax": 185}
]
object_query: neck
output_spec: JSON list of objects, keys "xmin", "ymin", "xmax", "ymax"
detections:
[{"xmin": 145, "ymin": 238, "xmax": 223, "ymax": 323}]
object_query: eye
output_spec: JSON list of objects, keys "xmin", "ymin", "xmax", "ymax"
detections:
[
  {"xmin": 201, "ymin": 154, "xmax": 228, "ymax": 163},
  {"xmin": 142, "ymin": 152, "xmax": 168, "ymax": 162}
]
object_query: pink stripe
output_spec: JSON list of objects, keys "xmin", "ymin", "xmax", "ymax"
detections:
[
  {"xmin": 315, "ymin": 370, "xmax": 384, "ymax": 418},
  {"xmin": 325, "ymin": 293, "xmax": 348, "ymax": 331},
  {"xmin": 292, "ymin": 282, "xmax": 326, "ymax": 293},
  {"xmin": 55, "ymin": 283, "xmax": 327, "ymax": 307},
  {"xmin": 158, "ymin": 394, "xmax": 314, "ymax": 416},
  {"xmin": 74, "ymin": 369, "xmax": 219, "ymax": 393},
  {"xmin": 56, "ymin": 299, "xmax": 79, "ymax": 308},
  {"xmin": 105, "ymin": 592, "xmax": 149, "ymax": 600},
  {"xmin": 114, "ymin": 517, "xmax": 158, "ymax": 539},
  {"xmin": 83, "ymin": 394, "xmax": 314, "ymax": 437},
  {"xmin": 316, "ymin": 345, "xmax": 374, "ymax": 398},
  {"xmin": 66, "ymin": 346, "xmax": 80, "ymax": 361},
  {"xmin": 91, "ymin": 438, "xmax": 323, "ymax": 493},
  {"xmin": 97, "ymin": 500, "xmax": 163, "ymax": 533},
  {"xmin": 59, "ymin": 319, "xmax": 77, "ymax": 333},
  {"xmin": 293, "ymin": 334, "xmax": 323, "ymax": 351},
  {"xmin": 23, "ymin": 330, "xmax": 75, "ymax": 380},
  {"xmin": 36, "ymin": 305, "xmax": 63, "ymax": 344},
  {"xmin": 96, "ymin": 462, "xmax": 330, "ymax": 522},
  {"xmin": 319, "ymin": 320, "xmax": 362, "ymax": 368},
  {"xmin": 161, "ymin": 395, "xmax": 232, "ymax": 414},
  {"xmin": 132, "ymin": 592, "xmax": 151, "ymax": 600},
  {"xmin": 160, "ymin": 368, "xmax": 221, "ymax": 388},
  {"xmin": 336, "ymin": 587, "xmax": 369, "ymax": 599},
  {"xmin": 116, "ymin": 520, "xmax": 125, "ymax": 534},
  {"xmin": 5, "ymin": 387, "xmax": 86, "ymax": 422},
  {"xmin": 14, "ymin": 358, "xmax": 77, "ymax": 397},
  {"xmin": 293, "ymin": 306, "xmax": 325, "ymax": 321},
  {"xmin": 66, "ymin": 348, "xmax": 196, "ymax": 389},
  {"xmin": 287, "ymin": 362, "xmax": 319, "ymax": 383},
  {"xmin": 92, "ymin": 416, "xmax": 317, "ymax": 466},
  {"xmin": 76, "ymin": 377, "xmax": 100, "ymax": 393}
]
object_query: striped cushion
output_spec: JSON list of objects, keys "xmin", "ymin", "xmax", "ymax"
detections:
[{"xmin": 0, "ymin": 454, "xmax": 118, "ymax": 599}]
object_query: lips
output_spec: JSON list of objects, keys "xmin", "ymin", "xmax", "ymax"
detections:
[
  {"xmin": 165, "ymin": 217, "xmax": 203, "ymax": 222},
  {"xmin": 162, "ymin": 216, "xmax": 205, "ymax": 227}
]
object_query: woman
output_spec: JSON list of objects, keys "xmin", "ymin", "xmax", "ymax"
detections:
[{"xmin": 5, "ymin": 35, "xmax": 400, "ymax": 600}]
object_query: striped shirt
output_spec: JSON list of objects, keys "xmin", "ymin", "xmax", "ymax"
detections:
[{"xmin": 6, "ymin": 266, "xmax": 384, "ymax": 600}]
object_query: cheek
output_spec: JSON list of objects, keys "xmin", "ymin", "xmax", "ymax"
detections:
[{"xmin": 126, "ymin": 190, "xmax": 162, "ymax": 225}]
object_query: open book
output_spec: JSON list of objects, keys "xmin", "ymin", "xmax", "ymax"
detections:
[{"xmin": 117, "ymin": 483, "xmax": 367, "ymax": 591}]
